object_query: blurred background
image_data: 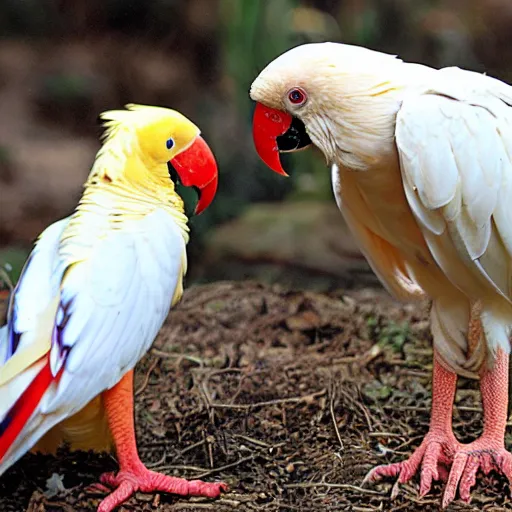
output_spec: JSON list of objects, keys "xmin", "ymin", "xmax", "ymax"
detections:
[{"xmin": 1, "ymin": 0, "xmax": 511, "ymax": 292}]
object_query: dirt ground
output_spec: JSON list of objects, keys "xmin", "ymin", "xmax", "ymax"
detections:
[{"xmin": 0, "ymin": 281, "xmax": 511, "ymax": 512}]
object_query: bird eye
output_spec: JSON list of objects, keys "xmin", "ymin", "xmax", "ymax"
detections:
[
  {"xmin": 288, "ymin": 88, "xmax": 307, "ymax": 106},
  {"xmin": 166, "ymin": 138, "xmax": 175, "ymax": 150}
]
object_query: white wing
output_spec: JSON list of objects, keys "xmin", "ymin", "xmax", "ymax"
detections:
[
  {"xmin": 53, "ymin": 209, "xmax": 187, "ymax": 406},
  {"xmin": 1, "ymin": 219, "xmax": 69, "ymax": 367},
  {"xmin": 396, "ymin": 69, "xmax": 512, "ymax": 355},
  {"xmin": 0, "ymin": 208, "xmax": 187, "ymax": 471}
]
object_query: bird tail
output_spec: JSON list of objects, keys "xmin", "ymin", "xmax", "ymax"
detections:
[{"xmin": 0, "ymin": 356, "xmax": 61, "ymax": 467}]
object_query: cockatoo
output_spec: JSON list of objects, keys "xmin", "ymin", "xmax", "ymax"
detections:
[
  {"xmin": 250, "ymin": 43, "xmax": 512, "ymax": 506},
  {"xmin": 0, "ymin": 105, "xmax": 226, "ymax": 511}
]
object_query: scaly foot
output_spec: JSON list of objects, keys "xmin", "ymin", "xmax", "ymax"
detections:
[
  {"xmin": 96, "ymin": 463, "xmax": 227, "ymax": 512},
  {"xmin": 442, "ymin": 439, "xmax": 512, "ymax": 507},
  {"xmin": 98, "ymin": 372, "xmax": 227, "ymax": 512},
  {"xmin": 440, "ymin": 348, "xmax": 512, "ymax": 507},
  {"xmin": 364, "ymin": 430, "xmax": 460, "ymax": 498}
]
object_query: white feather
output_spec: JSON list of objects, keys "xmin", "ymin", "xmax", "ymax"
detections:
[{"xmin": 396, "ymin": 76, "xmax": 512, "ymax": 359}]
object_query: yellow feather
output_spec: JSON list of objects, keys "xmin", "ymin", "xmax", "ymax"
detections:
[
  {"xmin": 0, "ymin": 296, "xmax": 58, "ymax": 386},
  {"xmin": 2, "ymin": 104, "xmax": 196, "ymax": 459},
  {"xmin": 33, "ymin": 396, "xmax": 112, "ymax": 454}
]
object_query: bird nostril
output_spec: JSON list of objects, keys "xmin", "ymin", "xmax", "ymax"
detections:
[{"xmin": 269, "ymin": 112, "xmax": 283, "ymax": 123}]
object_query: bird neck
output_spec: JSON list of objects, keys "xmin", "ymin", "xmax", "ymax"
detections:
[
  {"xmin": 315, "ymin": 64, "xmax": 435, "ymax": 171},
  {"xmin": 73, "ymin": 147, "xmax": 189, "ymax": 240}
]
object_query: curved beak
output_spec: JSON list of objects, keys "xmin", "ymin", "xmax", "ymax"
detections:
[
  {"xmin": 169, "ymin": 135, "xmax": 218, "ymax": 215},
  {"xmin": 252, "ymin": 103, "xmax": 292, "ymax": 176},
  {"xmin": 252, "ymin": 102, "xmax": 312, "ymax": 176}
]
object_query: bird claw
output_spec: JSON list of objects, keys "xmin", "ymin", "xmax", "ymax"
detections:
[
  {"xmin": 84, "ymin": 482, "xmax": 112, "ymax": 495},
  {"xmin": 363, "ymin": 431, "xmax": 458, "ymax": 499},
  {"xmin": 441, "ymin": 443, "xmax": 512, "ymax": 508},
  {"xmin": 365, "ymin": 433, "xmax": 512, "ymax": 507},
  {"xmin": 94, "ymin": 466, "xmax": 227, "ymax": 512}
]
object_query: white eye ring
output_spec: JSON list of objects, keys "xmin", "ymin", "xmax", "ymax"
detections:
[{"xmin": 166, "ymin": 138, "xmax": 175, "ymax": 150}]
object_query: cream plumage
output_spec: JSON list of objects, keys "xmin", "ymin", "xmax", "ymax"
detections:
[{"xmin": 250, "ymin": 43, "xmax": 512, "ymax": 507}]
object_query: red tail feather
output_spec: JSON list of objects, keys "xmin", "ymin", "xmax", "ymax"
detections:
[{"xmin": 0, "ymin": 358, "xmax": 59, "ymax": 461}]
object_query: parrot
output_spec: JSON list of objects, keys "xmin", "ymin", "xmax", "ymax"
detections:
[
  {"xmin": 0, "ymin": 104, "xmax": 226, "ymax": 512},
  {"xmin": 249, "ymin": 42, "xmax": 512, "ymax": 507}
]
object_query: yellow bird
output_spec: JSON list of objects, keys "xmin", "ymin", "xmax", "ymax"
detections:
[
  {"xmin": 0, "ymin": 105, "xmax": 225, "ymax": 511},
  {"xmin": 250, "ymin": 43, "xmax": 512, "ymax": 507}
]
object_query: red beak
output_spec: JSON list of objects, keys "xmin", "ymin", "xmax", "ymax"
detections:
[
  {"xmin": 170, "ymin": 135, "xmax": 218, "ymax": 215},
  {"xmin": 252, "ymin": 102, "xmax": 292, "ymax": 176}
]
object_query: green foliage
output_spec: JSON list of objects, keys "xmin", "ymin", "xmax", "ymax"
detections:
[
  {"xmin": 0, "ymin": 146, "xmax": 11, "ymax": 164},
  {"xmin": 41, "ymin": 74, "xmax": 93, "ymax": 101},
  {"xmin": 363, "ymin": 380, "xmax": 393, "ymax": 401},
  {"xmin": 367, "ymin": 316, "xmax": 411, "ymax": 352},
  {"xmin": 220, "ymin": 0, "xmax": 299, "ymax": 113},
  {"xmin": 0, "ymin": 247, "xmax": 29, "ymax": 289}
]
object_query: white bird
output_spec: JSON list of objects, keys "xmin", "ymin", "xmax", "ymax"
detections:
[{"xmin": 250, "ymin": 42, "xmax": 512, "ymax": 507}]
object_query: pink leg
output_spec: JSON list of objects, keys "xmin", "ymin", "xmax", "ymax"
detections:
[
  {"xmin": 95, "ymin": 370, "xmax": 227, "ymax": 512},
  {"xmin": 441, "ymin": 348, "xmax": 512, "ymax": 507},
  {"xmin": 364, "ymin": 351, "xmax": 460, "ymax": 496}
]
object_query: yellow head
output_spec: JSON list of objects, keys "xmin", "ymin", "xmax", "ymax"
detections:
[{"xmin": 96, "ymin": 104, "xmax": 218, "ymax": 214}]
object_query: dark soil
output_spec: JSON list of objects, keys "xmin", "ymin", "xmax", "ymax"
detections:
[{"xmin": 0, "ymin": 282, "xmax": 510, "ymax": 512}]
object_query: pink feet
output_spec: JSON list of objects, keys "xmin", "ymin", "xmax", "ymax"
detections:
[
  {"xmin": 364, "ymin": 430, "xmax": 458, "ymax": 498},
  {"xmin": 441, "ymin": 439, "xmax": 512, "ymax": 507},
  {"xmin": 364, "ymin": 433, "xmax": 512, "ymax": 507},
  {"xmin": 97, "ymin": 372, "xmax": 227, "ymax": 512},
  {"xmin": 95, "ymin": 464, "xmax": 227, "ymax": 512}
]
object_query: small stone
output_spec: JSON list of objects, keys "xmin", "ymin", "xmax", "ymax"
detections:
[{"xmin": 44, "ymin": 473, "xmax": 66, "ymax": 498}]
